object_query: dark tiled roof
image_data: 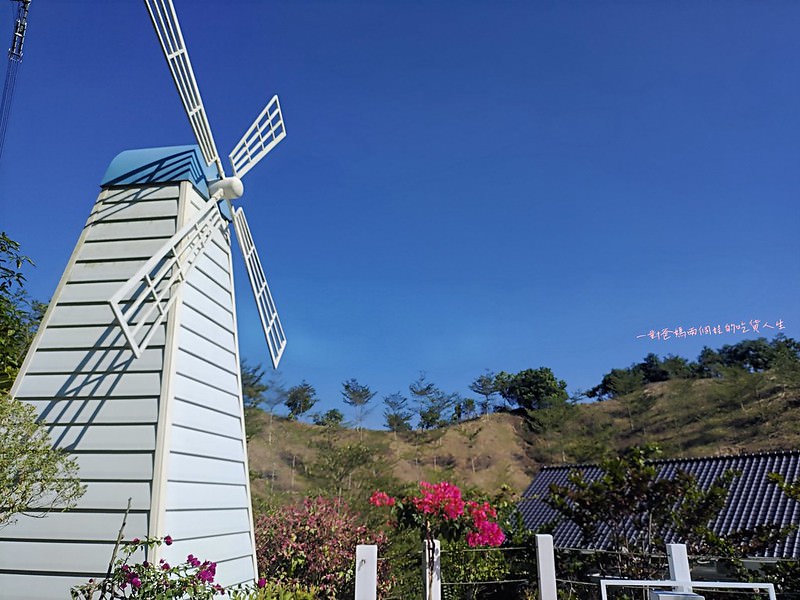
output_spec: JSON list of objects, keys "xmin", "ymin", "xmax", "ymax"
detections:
[{"xmin": 518, "ymin": 450, "xmax": 800, "ymax": 558}]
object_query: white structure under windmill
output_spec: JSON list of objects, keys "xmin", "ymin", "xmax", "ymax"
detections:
[{"xmin": 0, "ymin": 1, "xmax": 288, "ymax": 598}]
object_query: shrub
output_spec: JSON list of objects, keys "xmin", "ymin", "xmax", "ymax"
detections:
[
  {"xmin": 71, "ymin": 535, "xmax": 317, "ymax": 599},
  {"xmin": 254, "ymin": 496, "xmax": 388, "ymax": 599}
]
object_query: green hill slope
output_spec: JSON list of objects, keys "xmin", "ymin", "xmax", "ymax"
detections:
[{"xmin": 246, "ymin": 367, "xmax": 800, "ymax": 504}]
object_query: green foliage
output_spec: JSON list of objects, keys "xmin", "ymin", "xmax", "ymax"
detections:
[
  {"xmin": 0, "ymin": 233, "xmax": 44, "ymax": 394},
  {"xmin": 285, "ymin": 380, "xmax": 318, "ymax": 420},
  {"xmin": 241, "ymin": 360, "xmax": 269, "ymax": 409},
  {"xmin": 494, "ymin": 368, "xmax": 568, "ymax": 413},
  {"xmin": 590, "ymin": 337, "xmax": 800, "ymax": 400},
  {"xmin": 72, "ymin": 535, "xmax": 314, "ymax": 599},
  {"xmin": 1, "ymin": 393, "xmax": 84, "ymax": 527},
  {"xmin": 312, "ymin": 408, "xmax": 344, "ymax": 427},
  {"xmin": 409, "ymin": 373, "xmax": 454, "ymax": 430},
  {"xmin": 383, "ymin": 391, "xmax": 413, "ymax": 434},
  {"xmin": 544, "ymin": 445, "xmax": 798, "ymax": 591},
  {"xmin": 469, "ymin": 370, "xmax": 500, "ymax": 415},
  {"xmin": 341, "ymin": 378, "xmax": 376, "ymax": 434}
]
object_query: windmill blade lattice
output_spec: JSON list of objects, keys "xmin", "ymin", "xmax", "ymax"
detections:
[
  {"xmin": 229, "ymin": 95, "xmax": 286, "ymax": 179},
  {"xmin": 109, "ymin": 197, "xmax": 224, "ymax": 357},
  {"xmin": 144, "ymin": 0, "xmax": 224, "ymax": 177},
  {"xmin": 232, "ymin": 206, "xmax": 286, "ymax": 368}
]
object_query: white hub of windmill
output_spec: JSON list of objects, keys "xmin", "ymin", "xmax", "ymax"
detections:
[{"xmin": 0, "ymin": 2, "xmax": 290, "ymax": 598}]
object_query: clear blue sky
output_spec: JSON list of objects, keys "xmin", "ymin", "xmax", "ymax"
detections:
[{"xmin": 1, "ymin": 1, "xmax": 798, "ymax": 429}]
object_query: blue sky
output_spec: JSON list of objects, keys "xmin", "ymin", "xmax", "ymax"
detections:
[{"xmin": 1, "ymin": 1, "xmax": 798, "ymax": 429}]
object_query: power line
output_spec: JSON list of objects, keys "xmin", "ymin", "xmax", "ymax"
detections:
[{"xmin": 0, "ymin": 0, "xmax": 32, "ymax": 160}]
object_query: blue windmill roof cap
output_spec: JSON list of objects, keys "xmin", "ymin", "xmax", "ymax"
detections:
[{"xmin": 101, "ymin": 145, "xmax": 217, "ymax": 196}]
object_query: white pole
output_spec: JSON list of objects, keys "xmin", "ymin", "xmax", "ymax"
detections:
[
  {"xmin": 536, "ymin": 534, "xmax": 558, "ymax": 600},
  {"xmin": 422, "ymin": 539, "xmax": 441, "ymax": 600},
  {"xmin": 354, "ymin": 544, "xmax": 378, "ymax": 600},
  {"xmin": 666, "ymin": 543, "xmax": 693, "ymax": 593}
]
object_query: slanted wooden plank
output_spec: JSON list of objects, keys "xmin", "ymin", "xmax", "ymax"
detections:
[
  {"xmin": 27, "ymin": 397, "xmax": 159, "ymax": 425},
  {"xmin": 171, "ymin": 399, "xmax": 242, "ymax": 439},
  {"xmin": 85, "ymin": 218, "xmax": 175, "ymax": 241},
  {"xmin": 172, "ymin": 373, "xmax": 240, "ymax": 416},
  {"xmin": 46, "ymin": 424, "xmax": 156, "ymax": 452},
  {"xmin": 90, "ymin": 198, "xmax": 179, "ymax": 222},
  {"xmin": 167, "ymin": 452, "xmax": 246, "ymax": 485},
  {"xmin": 24, "ymin": 347, "xmax": 162, "ymax": 374},
  {"xmin": 169, "ymin": 426, "xmax": 245, "ymax": 462},
  {"xmin": 80, "ymin": 238, "xmax": 171, "ymax": 261},
  {"xmin": 163, "ymin": 507, "xmax": 251, "ymax": 539},
  {"xmin": 73, "ymin": 481, "xmax": 152, "ymax": 510},
  {"xmin": 35, "ymin": 325, "xmax": 165, "ymax": 350},
  {"xmin": 7, "ymin": 511, "xmax": 148, "ymax": 541},
  {"xmin": 16, "ymin": 372, "xmax": 162, "ymax": 398},
  {"xmin": 0, "ymin": 540, "xmax": 143, "ymax": 572},
  {"xmin": 74, "ymin": 452, "xmax": 154, "ymax": 480}
]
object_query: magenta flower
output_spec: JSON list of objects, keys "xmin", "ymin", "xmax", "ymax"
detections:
[
  {"xmin": 368, "ymin": 490, "xmax": 396, "ymax": 507},
  {"xmin": 130, "ymin": 576, "xmax": 141, "ymax": 589},
  {"xmin": 164, "ymin": 535, "xmax": 173, "ymax": 546},
  {"xmin": 257, "ymin": 577, "xmax": 267, "ymax": 588}
]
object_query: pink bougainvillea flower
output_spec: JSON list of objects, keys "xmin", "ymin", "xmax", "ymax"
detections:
[
  {"xmin": 164, "ymin": 535, "xmax": 173, "ymax": 546},
  {"xmin": 257, "ymin": 577, "xmax": 267, "ymax": 588},
  {"xmin": 131, "ymin": 537, "xmax": 140, "ymax": 544},
  {"xmin": 369, "ymin": 490, "xmax": 396, "ymax": 507},
  {"xmin": 130, "ymin": 576, "xmax": 141, "ymax": 589}
]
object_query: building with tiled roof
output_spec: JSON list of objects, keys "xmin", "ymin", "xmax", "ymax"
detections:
[{"xmin": 518, "ymin": 450, "xmax": 800, "ymax": 559}]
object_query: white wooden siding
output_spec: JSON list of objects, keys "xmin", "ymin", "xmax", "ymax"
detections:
[
  {"xmin": 0, "ymin": 541, "xmax": 144, "ymax": 572},
  {"xmin": 4, "ymin": 179, "xmax": 256, "ymax": 596},
  {"xmin": 0, "ymin": 574, "xmax": 98, "ymax": 600},
  {"xmin": 158, "ymin": 197, "xmax": 257, "ymax": 585},
  {"xmin": 7, "ymin": 511, "xmax": 149, "ymax": 541},
  {"xmin": 2, "ymin": 182, "xmax": 180, "ymax": 600},
  {"xmin": 27, "ymin": 398, "xmax": 160, "ymax": 424}
]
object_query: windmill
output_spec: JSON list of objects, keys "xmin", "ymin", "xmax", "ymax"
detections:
[{"xmin": 0, "ymin": 1, "xmax": 289, "ymax": 597}]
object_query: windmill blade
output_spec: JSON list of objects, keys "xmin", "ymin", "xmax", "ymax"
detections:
[
  {"xmin": 231, "ymin": 206, "xmax": 286, "ymax": 369},
  {"xmin": 110, "ymin": 198, "xmax": 224, "ymax": 357},
  {"xmin": 229, "ymin": 95, "xmax": 286, "ymax": 179},
  {"xmin": 144, "ymin": 0, "xmax": 225, "ymax": 177}
]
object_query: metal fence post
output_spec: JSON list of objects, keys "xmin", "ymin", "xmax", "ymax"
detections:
[
  {"xmin": 355, "ymin": 544, "xmax": 377, "ymax": 600},
  {"xmin": 536, "ymin": 534, "xmax": 558, "ymax": 600},
  {"xmin": 422, "ymin": 539, "xmax": 441, "ymax": 600}
]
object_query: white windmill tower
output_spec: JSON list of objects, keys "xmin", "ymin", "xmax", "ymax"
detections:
[{"xmin": 0, "ymin": 1, "xmax": 288, "ymax": 598}]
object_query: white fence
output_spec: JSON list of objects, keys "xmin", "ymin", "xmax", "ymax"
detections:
[{"xmin": 354, "ymin": 538, "xmax": 778, "ymax": 600}]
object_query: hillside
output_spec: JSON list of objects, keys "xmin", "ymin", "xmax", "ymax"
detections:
[{"xmin": 246, "ymin": 367, "xmax": 800, "ymax": 504}]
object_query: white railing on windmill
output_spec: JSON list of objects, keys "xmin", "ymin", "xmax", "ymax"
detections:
[{"xmin": 109, "ymin": 0, "xmax": 288, "ymax": 369}]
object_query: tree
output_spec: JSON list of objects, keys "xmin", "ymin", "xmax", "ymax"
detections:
[
  {"xmin": 285, "ymin": 381, "xmax": 318, "ymax": 420},
  {"xmin": 383, "ymin": 392, "xmax": 412, "ymax": 437},
  {"xmin": 409, "ymin": 373, "xmax": 454, "ymax": 430},
  {"xmin": 494, "ymin": 367, "xmax": 568, "ymax": 412},
  {"xmin": 341, "ymin": 378, "xmax": 376, "ymax": 439},
  {"xmin": 1, "ymin": 394, "xmax": 85, "ymax": 527},
  {"xmin": 313, "ymin": 408, "xmax": 344, "ymax": 428},
  {"xmin": 0, "ymin": 232, "xmax": 45, "ymax": 394},
  {"xmin": 545, "ymin": 445, "xmax": 790, "ymax": 583},
  {"xmin": 469, "ymin": 370, "xmax": 499, "ymax": 415},
  {"xmin": 241, "ymin": 359, "xmax": 268, "ymax": 410}
]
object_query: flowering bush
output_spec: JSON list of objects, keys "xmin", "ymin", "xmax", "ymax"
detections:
[
  {"xmin": 71, "ymin": 535, "xmax": 316, "ymax": 599},
  {"xmin": 71, "ymin": 535, "xmax": 228, "ymax": 599},
  {"xmin": 254, "ymin": 496, "xmax": 389, "ymax": 599},
  {"xmin": 369, "ymin": 481, "xmax": 505, "ymax": 547}
]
